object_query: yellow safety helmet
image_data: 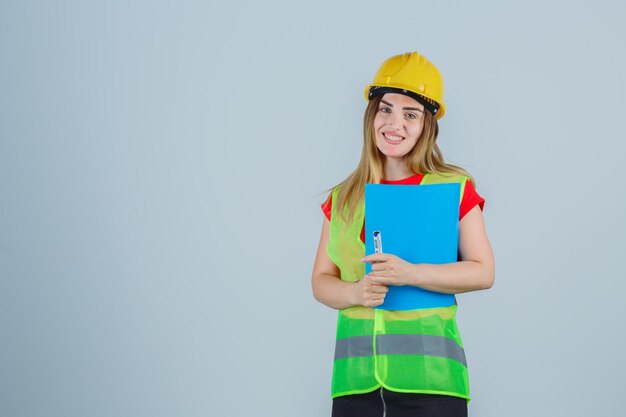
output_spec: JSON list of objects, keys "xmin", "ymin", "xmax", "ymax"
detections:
[{"xmin": 364, "ymin": 51, "xmax": 446, "ymax": 120}]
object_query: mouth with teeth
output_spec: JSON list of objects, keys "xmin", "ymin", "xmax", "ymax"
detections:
[{"xmin": 382, "ymin": 132, "xmax": 405, "ymax": 144}]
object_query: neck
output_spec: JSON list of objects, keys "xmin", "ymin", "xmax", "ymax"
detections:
[{"xmin": 383, "ymin": 158, "xmax": 413, "ymax": 181}]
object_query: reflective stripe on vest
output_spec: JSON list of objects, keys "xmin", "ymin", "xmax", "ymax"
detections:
[
  {"xmin": 335, "ymin": 334, "xmax": 467, "ymax": 366},
  {"xmin": 328, "ymin": 173, "xmax": 471, "ymax": 400}
]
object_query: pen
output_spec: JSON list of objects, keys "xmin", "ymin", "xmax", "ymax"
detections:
[{"xmin": 373, "ymin": 231, "xmax": 383, "ymax": 254}]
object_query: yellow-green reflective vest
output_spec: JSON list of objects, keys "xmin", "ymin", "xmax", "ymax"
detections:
[{"xmin": 328, "ymin": 173, "xmax": 470, "ymax": 400}]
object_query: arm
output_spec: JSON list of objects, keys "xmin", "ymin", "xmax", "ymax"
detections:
[
  {"xmin": 364, "ymin": 205, "xmax": 495, "ymax": 294},
  {"xmin": 311, "ymin": 218, "xmax": 388, "ymax": 310}
]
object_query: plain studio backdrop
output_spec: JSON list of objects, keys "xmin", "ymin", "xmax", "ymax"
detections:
[{"xmin": 1, "ymin": 1, "xmax": 625, "ymax": 416}]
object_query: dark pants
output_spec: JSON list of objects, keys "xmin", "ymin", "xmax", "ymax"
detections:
[{"xmin": 332, "ymin": 388, "xmax": 468, "ymax": 417}]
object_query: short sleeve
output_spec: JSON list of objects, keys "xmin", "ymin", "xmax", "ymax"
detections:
[
  {"xmin": 321, "ymin": 193, "xmax": 333, "ymax": 221},
  {"xmin": 459, "ymin": 180, "xmax": 485, "ymax": 220}
]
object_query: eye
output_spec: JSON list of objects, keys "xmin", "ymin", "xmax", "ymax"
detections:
[
  {"xmin": 379, "ymin": 106, "xmax": 391, "ymax": 113},
  {"xmin": 405, "ymin": 112, "xmax": 418, "ymax": 120}
]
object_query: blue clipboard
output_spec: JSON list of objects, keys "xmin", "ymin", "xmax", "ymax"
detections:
[{"xmin": 364, "ymin": 183, "xmax": 460, "ymax": 310}]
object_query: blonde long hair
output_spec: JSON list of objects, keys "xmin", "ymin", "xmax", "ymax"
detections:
[{"xmin": 333, "ymin": 95, "xmax": 475, "ymax": 222}]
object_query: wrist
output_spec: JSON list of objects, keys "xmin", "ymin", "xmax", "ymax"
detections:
[
  {"xmin": 409, "ymin": 263, "xmax": 424, "ymax": 287},
  {"xmin": 345, "ymin": 280, "xmax": 360, "ymax": 307}
]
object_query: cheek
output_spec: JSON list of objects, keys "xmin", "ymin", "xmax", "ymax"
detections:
[
  {"xmin": 373, "ymin": 115, "xmax": 384, "ymax": 131},
  {"xmin": 410, "ymin": 123, "xmax": 425, "ymax": 141},
  {"xmin": 415, "ymin": 128, "xmax": 424, "ymax": 140}
]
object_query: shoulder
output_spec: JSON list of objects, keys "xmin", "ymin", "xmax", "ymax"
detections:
[
  {"xmin": 321, "ymin": 186, "xmax": 340, "ymax": 221},
  {"xmin": 460, "ymin": 179, "xmax": 485, "ymax": 220},
  {"xmin": 425, "ymin": 171, "xmax": 485, "ymax": 220},
  {"xmin": 421, "ymin": 172, "xmax": 469, "ymax": 185}
]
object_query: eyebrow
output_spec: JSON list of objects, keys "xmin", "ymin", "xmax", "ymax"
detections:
[{"xmin": 380, "ymin": 99, "xmax": 424, "ymax": 113}]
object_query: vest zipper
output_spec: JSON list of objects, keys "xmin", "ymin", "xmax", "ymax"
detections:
[{"xmin": 380, "ymin": 387, "xmax": 387, "ymax": 417}]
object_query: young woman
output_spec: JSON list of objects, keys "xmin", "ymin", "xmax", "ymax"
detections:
[{"xmin": 311, "ymin": 52, "xmax": 495, "ymax": 417}]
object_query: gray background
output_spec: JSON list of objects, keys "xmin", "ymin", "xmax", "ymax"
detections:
[{"xmin": 1, "ymin": 0, "xmax": 625, "ymax": 416}]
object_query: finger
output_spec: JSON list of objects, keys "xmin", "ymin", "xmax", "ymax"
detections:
[
  {"xmin": 370, "ymin": 285, "xmax": 388, "ymax": 294},
  {"xmin": 365, "ymin": 299, "xmax": 383, "ymax": 307},
  {"xmin": 361, "ymin": 253, "xmax": 392, "ymax": 263},
  {"xmin": 365, "ymin": 295, "xmax": 386, "ymax": 307},
  {"xmin": 368, "ymin": 275, "xmax": 391, "ymax": 285},
  {"xmin": 369, "ymin": 299, "xmax": 384, "ymax": 307},
  {"xmin": 365, "ymin": 273, "xmax": 389, "ymax": 281},
  {"xmin": 364, "ymin": 280, "xmax": 385, "ymax": 291},
  {"xmin": 371, "ymin": 263, "xmax": 386, "ymax": 272}
]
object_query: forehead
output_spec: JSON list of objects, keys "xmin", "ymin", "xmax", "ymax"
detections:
[{"xmin": 380, "ymin": 93, "xmax": 424, "ymax": 110}]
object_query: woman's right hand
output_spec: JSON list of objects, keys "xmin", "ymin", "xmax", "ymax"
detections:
[
  {"xmin": 313, "ymin": 218, "xmax": 390, "ymax": 310},
  {"xmin": 352, "ymin": 276, "xmax": 388, "ymax": 307}
]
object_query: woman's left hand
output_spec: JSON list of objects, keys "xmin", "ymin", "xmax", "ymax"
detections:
[{"xmin": 361, "ymin": 253, "xmax": 416, "ymax": 286}]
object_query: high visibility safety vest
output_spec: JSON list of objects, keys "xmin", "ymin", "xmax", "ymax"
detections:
[{"xmin": 328, "ymin": 173, "xmax": 471, "ymax": 400}]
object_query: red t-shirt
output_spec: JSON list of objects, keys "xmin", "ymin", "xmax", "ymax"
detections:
[{"xmin": 321, "ymin": 173, "xmax": 485, "ymax": 243}]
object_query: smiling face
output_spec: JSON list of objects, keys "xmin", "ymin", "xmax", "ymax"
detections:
[{"xmin": 373, "ymin": 93, "xmax": 426, "ymax": 162}]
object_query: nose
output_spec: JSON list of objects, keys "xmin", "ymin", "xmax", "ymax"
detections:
[{"xmin": 386, "ymin": 112, "xmax": 404, "ymax": 130}]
